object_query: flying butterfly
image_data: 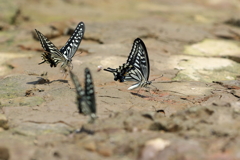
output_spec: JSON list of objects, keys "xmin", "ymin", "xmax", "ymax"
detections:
[
  {"xmin": 103, "ymin": 38, "xmax": 142, "ymax": 82},
  {"xmin": 35, "ymin": 22, "xmax": 85, "ymax": 71},
  {"xmin": 70, "ymin": 68, "xmax": 96, "ymax": 122}
]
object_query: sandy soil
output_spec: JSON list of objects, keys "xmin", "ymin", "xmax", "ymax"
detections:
[{"xmin": 1, "ymin": 0, "xmax": 240, "ymax": 160}]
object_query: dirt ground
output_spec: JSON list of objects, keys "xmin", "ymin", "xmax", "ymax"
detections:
[{"xmin": 2, "ymin": 0, "xmax": 240, "ymax": 160}]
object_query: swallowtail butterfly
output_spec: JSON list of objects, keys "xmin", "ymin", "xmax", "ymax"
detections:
[
  {"xmin": 35, "ymin": 22, "xmax": 85, "ymax": 70},
  {"xmin": 70, "ymin": 68, "xmax": 96, "ymax": 121},
  {"xmin": 103, "ymin": 38, "xmax": 142, "ymax": 82},
  {"xmin": 124, "ymin": 38, "xmax": 152, "ymax": 90},
  {"xmin": 104, "ymin": 38, "xmax": 152, "ymax": 90}
]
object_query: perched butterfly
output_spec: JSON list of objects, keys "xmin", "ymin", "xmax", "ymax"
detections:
[
  {"xmin": 70, "ymin": 68, "xmax": 96, "ymax": 122},
  {"xmin": 103, "ymin": 38, "xmax": 142, "ymax": 82},
  {"xmin": 124, "ymin": 38, "xmax": 152, "ymax": 90},
  {"xmin": 35, "ymin": 22, "xmax": 85, "ymax": 70},
  {"xmin": 104, "ymin": 38, "xmax": 152, "ymax": 90}
]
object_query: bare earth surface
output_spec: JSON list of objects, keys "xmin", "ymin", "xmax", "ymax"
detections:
[{"xmin": 2, "ymin": 0, "xmax": 240, "ymax": 159}]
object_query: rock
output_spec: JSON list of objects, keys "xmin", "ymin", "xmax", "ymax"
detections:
[
  {"xmin": 174, "ymin": 56, "xmax": 240, "ymax": 82},
  {"xmin": 173, "ymin": 39, "xmax": 240, "ymax": 82},
  {"xmin": 13, "ymin": 122, "xmax": 73, "ymax": 136},
  {"xmin": 83, "ymin": 141, "xmax": 97, "ymax": 152},
  {"xmin": 123, "ymin": 112, "xmax": 153, "ymax": 132},
  {"xmin": 0, "ymin": 96, "xmax": 45, "ymax": 107},
  {"xmin": 97, "ymin": 143, "xmax": 113, "ymax": 157},
  {"xmin": 154, "ymin": 139, "xmax": 206, "ymax": 160},
  {"xmin": 139, "ymin": 138, "xmax": 170, "ymax": 160},
  {"xmin": 184, "ymin": 39, "xmax": 240, "ymax": 56},
  {"xmin": 0, "ymin": 114, "xmax": 8, "ymax": 130},
  {"xmin": 0, "ymin": 74, "xmax": 39, "ymax": 99},
  {"xmin": 0, "ymin": 146, "xmax": 10, "ymax": 160}
]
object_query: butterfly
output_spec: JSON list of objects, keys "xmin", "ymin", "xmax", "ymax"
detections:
[
  {"xmin": 70, "ymin": 68, "xmax": 96, "ymax": 121},
  {"xmin": 124, "ymin": 38, "xmax": 152, "ymax": 90},
  {"xmin": 103, "ymin": 38, "xmax": 142, "ymax": 82},
  {"xmin": 35, "ymin": 22, "xmax": 85, "ymax": 70},
  {"xmin": 104, "ymin": 38, "xmax": 152, "ymax": 90}
]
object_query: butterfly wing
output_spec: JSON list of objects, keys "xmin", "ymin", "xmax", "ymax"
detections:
[
  {"xmin": 126, "ymin": 38, "xmax": 151, "ymax": 90},
  {"xmin": 126, "ymin": 38, "xmax": 140, "ymax": 63},
  {"xmin": 60, "ymin": 22, "xmax": 85, "ymax": 60},
  {"xmin": 35, "ymin": 29, "xmax": 65, "ymax": 66},
  {"xmin": 70, "ymin": 69, "xmax": 96, "ymax": 117},
  {"xmin": 127, "ymin": 68, "xmax": 145, "ymax": 90},
  {"xmin": 69, "ymin": 71, "xmax": 85, "ymax": 114},
  {"xmin": 131, "ymin": 38, "xmax": 150, "ymax": 81},
  {"xmin": 84, "ymin": 68, "xmax": 96, "ymax": 114}
]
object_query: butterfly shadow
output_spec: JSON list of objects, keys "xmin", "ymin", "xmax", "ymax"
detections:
[
  {"xmin": 130, "ymin": 91, "xmax": 150, "ymax": 98},
  {"xmin": 27, "ymin": 77, "xmax": 68, "ymax": 85},
  {"xmin": 75, "ymin": 126, "xmax": 95, "ymax": 135},
  {"xmin": 51, "ymin": 79, "xmax": 69, "ymax": 83},
  {"xmin": 27, "ymin": 77, "xmax": 50, "ymax": 85}
]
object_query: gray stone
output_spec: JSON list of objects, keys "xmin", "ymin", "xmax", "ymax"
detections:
[
  {"xmin": 13, "ymin": 122, "xmax": 73, "ymax": 136},
  {"xmin": 0, "ymin": 114, "xmax": 8, "ymax": 130}
]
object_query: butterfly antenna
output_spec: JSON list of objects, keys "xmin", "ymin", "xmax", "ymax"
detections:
[
  {"xmin": 148, "ymin": 74, "xmax": 163, "ymax": 91},
  {"xmin": 151, "ymin": 84, "xmax": 158, "ymax": 90},
  {"xmin": 151, "ymin": 74, "xmax": 163, "ymax": 82}
]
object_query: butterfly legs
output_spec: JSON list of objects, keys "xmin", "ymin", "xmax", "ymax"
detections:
[
  {"xmin": 61, "ymin": 62, "xmax": 73, "ymax": 79},
  {"xmin": 136, "ymin": 86, "xmax": 142, "ymax": 94}
]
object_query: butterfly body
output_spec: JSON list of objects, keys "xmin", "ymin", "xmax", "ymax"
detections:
[
  {"xmin": 39, "ymin": 52, "xmax": 57, "ymax": 67},
  {"xmin": 35, "ymin": 22, "xmax": 85, "ymax": 70},
  {"xmin": 105, "ymin": 63, "xmax": 134, "ymax": 82}
]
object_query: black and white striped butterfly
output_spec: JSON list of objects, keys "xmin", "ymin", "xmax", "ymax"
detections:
[
  {"xmin": 70, "ymin": 68, "xmax": 96, "ymax": 121},
  {"xmin": 103, "ymin": 38, "xmax": 142, "ymax": 82},
  {"xmin": 124, "ymin": 38, "xmax": 152, "ymax": 90},
  {"xmin": 35, "ymin": 22, "xmax": 85, "ymax": 70},
  {"xmin": 104, "ymin": 38, "xmax": 152, "ymax": 90}
]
